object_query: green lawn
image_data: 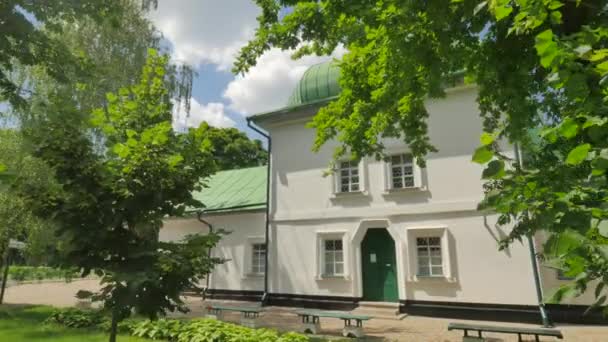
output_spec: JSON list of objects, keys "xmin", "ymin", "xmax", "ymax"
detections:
[{"xmin": 0, "ymin": 305, "xmax": 150, "ymax": 342}]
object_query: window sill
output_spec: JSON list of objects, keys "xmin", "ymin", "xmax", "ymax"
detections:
[
  {"xmin": 382, "ymin": 186, "xmax": 427, "ymax": 195},
  {"xmin": 408, "ymin": 275, "xmax": 456, "ymax": 283},
  {"xmin": 315, "ymin": 274, "xmax": 350, "ymax": 281},
  {"xmin": 331, "ymin": 191, "xmax": 368, "ymax": 199},
  {"xmin": 243, "ymin": 273, "xmax": 265, "ymax": 279}
]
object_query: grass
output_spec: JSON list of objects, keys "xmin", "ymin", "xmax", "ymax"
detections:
[{"xmin": 0, "ymin": 305, "xmax": 150, "ymax": 342}]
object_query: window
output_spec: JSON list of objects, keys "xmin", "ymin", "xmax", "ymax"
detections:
[
  {"xmin": 390, "ymin": 154, "xmax": 415, "ymax": 189},
  {"xmin": 416, "ymin": 237, "xmax": 443, "ymax": 276},
  {"xmin": 323, "ymin": 239, "xmax": 344, "ymax": 276},
  {"xmin": 337, "ymin": 161, "xmax": 360, "ymax": 193},
  {"xmin": 251, "ymin": 243, "xmax": 266, "ymax": 275}
]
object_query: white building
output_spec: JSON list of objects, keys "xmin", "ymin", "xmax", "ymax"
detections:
[{"xmin": 162, "ymin": 62, "xmax": 600, "ymax": 324}]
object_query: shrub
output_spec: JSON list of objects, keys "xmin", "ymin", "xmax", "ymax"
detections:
[
  {"xmin": 8, "ymin": 266, "xmax": 80, "ymax": 282},
  {"xmin": 176, "ymin": 319, "xmax": 308, "ymax": 342},
  {"xmin": 132, "ymin": 319, "xmax": 185, "ymax": 340},
  {"xmin": 45, "ymin": 308, "xmax": 106, "ymax": 328}
]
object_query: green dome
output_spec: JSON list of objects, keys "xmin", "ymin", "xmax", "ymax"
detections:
[{"xmin": 287, "ymin": 61, "xmax": 340, "ymax": 107}]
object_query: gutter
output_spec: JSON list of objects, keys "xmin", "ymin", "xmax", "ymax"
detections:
[
  {"xmin": 196, "ymin": 211, "xmax": 213, "ymax": 300},
  {"xmin": 246, "ymin": 117, "xmax": 271, "ymax": 305},
  {"xmin": 514, "ymin": 143, "xmax": 553, "ymax": 328}
]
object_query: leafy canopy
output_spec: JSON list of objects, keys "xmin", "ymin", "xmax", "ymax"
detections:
[
  {"xmin": 236, "ymin": 0, "xmax": 608, "ymax": 312},
  {"xmin": 21, "ymin": 50, "xmax": 223, "ymax": 342}
]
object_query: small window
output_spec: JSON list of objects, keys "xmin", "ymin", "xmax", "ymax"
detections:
[
  {"xmin": 337, "ymin": 161, "xmax": 360, "ymax": 193},
  {"xmin": 323, "ymin": 239, "xmax": 344, "ymax": 276},
  {"xmin": 390, "ymin": 154, "xmax": 415, "ymax": 189},
  {"xmin": 416, "ymin": 237, "xmax": 443, "ymax": 276},
  {"xmin": 251, "ymin": 243, "xmax": 266, "ymax": 275}
]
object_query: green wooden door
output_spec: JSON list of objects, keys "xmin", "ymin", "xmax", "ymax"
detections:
[{"xmin": 361, "ymin": 228, "xmax": 399, "ymax": 302}]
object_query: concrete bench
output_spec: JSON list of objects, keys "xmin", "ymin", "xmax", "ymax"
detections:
[
  {"xmin": 448, "ymin": 322, "xmax": 563, "ymax": 342},
  {"xmin": 295, "ymin": 309, "xmax": 372, "ymax": 338},
  {"xmin": 206, "ymin": 304, "xmax": 263, "ymax": 328}
]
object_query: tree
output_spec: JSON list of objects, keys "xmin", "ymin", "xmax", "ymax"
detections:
[
  {"xmin": 20, "ymin": 50, "xmax": 222, "ymax": 342},
  {"xmin": 206, "ymin": 127, "xmax": 268, "ymax": 170},
  {"xmin": 7, "ymin": 0, "xmax": 194, "ymax": 126},
  {"xmin": 0, "ymin": 130, "xmax": 59, "ymax": 267},
  {"xmin": 236, "ymin": 1, "xmax": 608, "ymax": 312}
]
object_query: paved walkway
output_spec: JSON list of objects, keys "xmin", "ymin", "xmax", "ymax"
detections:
[{"xmin": 3, "ymin": 279, "xmax": 607, "ymax": 341}]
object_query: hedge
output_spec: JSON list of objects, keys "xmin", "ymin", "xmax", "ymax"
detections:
[
  {"xmin": 46, "ymin": 308, "xmax": 311, "ymax": 342},
  {"xmin": 8, "ymin": 266, "xmax": 80, "ymax": 282}
]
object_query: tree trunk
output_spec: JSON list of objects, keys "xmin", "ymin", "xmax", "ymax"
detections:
[{"xmin": 109, "ymin": 307, "xmax": 118, "ymax": 342}]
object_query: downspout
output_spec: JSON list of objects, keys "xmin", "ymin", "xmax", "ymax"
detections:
[
  {"xmin": 246, "ymin": 117, "xmax": 271, "ymax": 305},
  {"xmin": 514, "ymin": 143, "xmax": 552, "ymax": 327},
  {"xmin": 197, "ymin": 211, "xmax": 213, "ymax": 300}
]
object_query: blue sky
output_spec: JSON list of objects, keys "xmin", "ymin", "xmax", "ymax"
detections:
[{"xmin": 149, "ymin": 1, "xmax": 343, "ymax": 142}]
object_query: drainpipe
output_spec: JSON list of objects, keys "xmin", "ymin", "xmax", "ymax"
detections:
[
  {"xmin": 246, "ymin": 117, "xmax": 271, "ymax": 306},
  {"xmin": 514, "ymin": 143, "xmax": 552, "ymax": 327},
  {"xmin": 197, "ymin": 211, "xmax": 213, "ymax": 300}
]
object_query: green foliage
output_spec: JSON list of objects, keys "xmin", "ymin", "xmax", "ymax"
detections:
[
  {"xmin": 8, "ymin": 266, "xmax": 79, "ymax": 282},
  {"xmin": 0, "ymin": 1, "xmax": 143, "ymax": 108},
  {"xmin": 238, "ymin": 0, "xmax": 608, "ymax": 313},
  {"xmin": 205, "ymin": 127, "xmax": 268, "ymax": 171},
  {"xmin": 0, "ymin": 129, "xmax": 62, "ymax": 267},
  {"xmin": 175, "ymin": 319, "xmax": 308, "ymax": 342},
  {"xmin": 46, "ymin": 308, "xmax": 106, "ymax": 329},
  {"xmin": 46, "ymin": 309, "xmax": 310, "ymax": 342},
  {"xmin": 131, "ymin": 319, "xmax": 184, "ymax": 340},
  {"xmin": 20, "ymin": 50, "xmax": 223, "ymax": 342}
]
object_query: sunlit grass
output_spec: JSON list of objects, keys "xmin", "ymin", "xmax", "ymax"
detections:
[{"xmin": 0, "ymin": 305, "xmax": 150, "ymax": 342}]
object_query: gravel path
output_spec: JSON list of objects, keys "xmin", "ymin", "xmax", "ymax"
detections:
[{"xmin": 3, "ymin": 280, "xmax": 607, "ymax": 341}]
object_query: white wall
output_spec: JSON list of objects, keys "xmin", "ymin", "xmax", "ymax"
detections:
[
  {"xmin": 162, "ymin": 211, "xmax": 266, "ymax": 292},
  {"xmin": 269, "ymin": 213, "xmax": 538, "ymax": 305},
  {"xmin": 264, "ymin": 86, "xmax": 489, "ymax": 222},
  {"xmin": 259, "ymin": 86, "xmax": 539, "ymax": 304}
]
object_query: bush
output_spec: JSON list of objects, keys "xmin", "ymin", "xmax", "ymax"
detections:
[
  {"xmin": 132, "ymin": 319, "xmax": 185, "ymax": 340},
  {"xmin": 47, "ymin": 309, "xmax": 310, "ymax": 342},
  {"xmin": 45, "ymin": 308, "xmax": 106, "ymax": 328},
  {"xmin": 8, "ymin": 266, "xmax": 80, "ymax": 282},
  {"xmin": 176, "ymin": 319, "xmax": 308, "ymax": 342}
]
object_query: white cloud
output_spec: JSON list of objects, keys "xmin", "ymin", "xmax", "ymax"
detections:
[
  {"xmin": 223, "ymin": 46, "xmax": 346, "ymax": 116},
  {"xmin": 148, "ymin": 0, "xmax": 260, "ymax": 70},
  {"xmin": 173, "ymin": 98, "xmax": 235, "ymax": 131}
]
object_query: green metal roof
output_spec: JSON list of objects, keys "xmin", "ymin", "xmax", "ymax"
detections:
[
  {"xmin": 286, "ymin": 61, "xmax": 340, "ymax": 107},
  {"xmin": 190, "ymin": 166, "xmax": 267, "ymax": 213}
]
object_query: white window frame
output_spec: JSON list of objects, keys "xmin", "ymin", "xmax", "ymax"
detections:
[
  {"xmin": 250, "ymin": 243, "xmax": 266, "ymax": 276},
  {"xmin": 243, "ymin": 236, "xmax": 265, "ymax": 278},
  {"xmin": 383, "ymin": 150, "xmax": 424, "ymax": 192},
  {"xmin": 405, "ymin": 226, "xmax": 454, "ymax": 281},
  {"xmin": 315, "ymin": 231, "xmax": 349, "ymax": 279},
  {"xmin": 332, "ymin": 159, "xmax": 366, "ymax": 195},
  {"xmin": 415, "ymin": 236, "xmax": 444, "ymax": 277}
]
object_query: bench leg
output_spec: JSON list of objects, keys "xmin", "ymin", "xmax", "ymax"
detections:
[
  {"xmin": 301, "ymin": 322, "xmax": 321, "ymax": 335},
  {"xmin": 206, "ymin": 309, "xmax": 224, "ymax": 320},
  {"xmin": 301, "ymin": 316, "xmax": 320, "ymax": 335},
  {"xmin": 240, "ymin": 316, "xmax": 257, "ymax": 329},
  {"xmin": 342, "ymin": 326, "xmax": 364, "ymax": 338}
]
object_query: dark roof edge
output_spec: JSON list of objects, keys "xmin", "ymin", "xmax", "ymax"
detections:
[
  {"xmin": 250, "ymin": 96, "xmax": 337, "ymax": 123},
  {"xmin": 185, "ymin": 202, "xmax": 267, "ymax": 214}
]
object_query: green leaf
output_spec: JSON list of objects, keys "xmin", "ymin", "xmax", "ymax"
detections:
[
  {"xmin": 559, "ymin": 118, "xmax": 579, "ymax": 139},
  {"xmin": 473, "ymin": 1, "xmax": 488, "ymax": 15},
  {"xmin": 566, "ymin": 144, "xmax": 591, "ymax": 165},
  {"xmin": 482, "ymin": 160, "xmax": 505, "ymax": 179},
  {"xmin": 480, "ymin": 132, "xmax": 497, "ymax": 146},
  {"xmin": 494, "ymin": 5, "xmax": 512, "ymax": 21},
  {"xmin": 472, "ymin": 146, "xmax": 494, "ymax": 164},
  {"xmin": 574, "ymin": 45, "xmax": 592, "ymax": 57},
  {"xmin": 598, "ymin": 220, "xmax": 608, "ymax": 238}
]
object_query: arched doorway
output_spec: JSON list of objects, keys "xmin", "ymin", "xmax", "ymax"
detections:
[{"xmin": 361, "ymin": 228, "xmax": 399, "ymax": 302}]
